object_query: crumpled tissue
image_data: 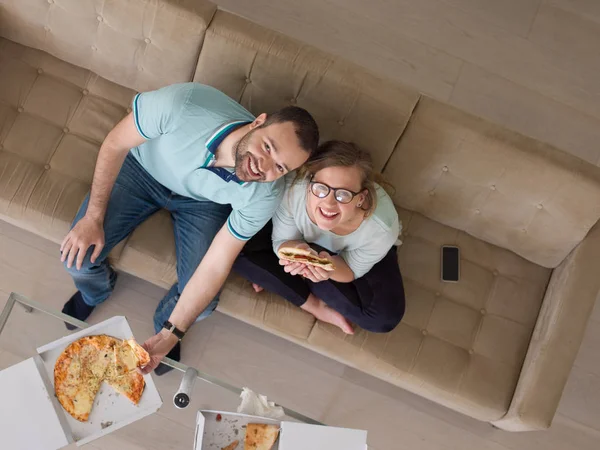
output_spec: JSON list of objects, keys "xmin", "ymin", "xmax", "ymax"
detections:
[{"xmin": 237, "ymin": 387, "xmax": 285, "ymax": 419}]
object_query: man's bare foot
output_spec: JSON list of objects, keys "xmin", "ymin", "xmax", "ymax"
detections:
[
  {"xmin": 252, "ymin": 283, "xmax": 264, "ymax": 293},
  {"xmin": 301, "ymin": 294, "xmax": 354, "ymax": 335}
]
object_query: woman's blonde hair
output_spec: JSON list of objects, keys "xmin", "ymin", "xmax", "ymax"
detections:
[{"xmin": 295, "ymin": 140, "xmax": 393, "ymax": 217}]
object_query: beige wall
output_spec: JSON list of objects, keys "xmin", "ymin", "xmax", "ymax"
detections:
[{"xmin": 213, "ymin": 0, "xmax": 600, "ymax": 166}]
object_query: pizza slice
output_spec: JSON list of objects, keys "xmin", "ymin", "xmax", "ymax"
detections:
[
  {"xmin": 105, "ymin": 370, "xmax": 145, "ymax": 405},
  {"xmin": 105, "ymin": 338, "xmax": 150, "ymax": 379},
  {"xmin": 277, "ymin": 247, "xmax": 335, "ymax": 271},
  {"xmin": 244, "ymin": 423, "xmax": 280, "ymax": 450}
]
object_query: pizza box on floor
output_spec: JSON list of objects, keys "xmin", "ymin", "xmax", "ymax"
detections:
[
  {"xmin": 194, "ymin": 410, "xmax": 368, "ymax": 450},
  {"xmin": 0, "ymin": 316, "xmax": 163, "ymax": 450}
]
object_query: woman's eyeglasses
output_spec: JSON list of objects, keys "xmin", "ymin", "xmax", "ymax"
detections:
[{"xmin": 309, "ymin": 180, "xmax": 361, "ymax": 204}]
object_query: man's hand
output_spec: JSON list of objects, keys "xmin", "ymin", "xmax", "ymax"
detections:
[
  {"xmin": 301, "ymin": 251, "xmax": 333, "ymax": 283},
  {"xmin": 140, "ymin": 330, "xmax": 179, "ymax": 374},
  {"xmin": 60, "ymin": 215, "xmax": 105, "ymax": 270}
]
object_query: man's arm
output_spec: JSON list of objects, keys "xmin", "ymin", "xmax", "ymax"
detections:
[
  {"xmin": 141, "ymin": 224, "xmax": 246, "ymax": 373},
  {"xmin": 60, "ymin": 113, "xmax": 146, "ymax": 270}
]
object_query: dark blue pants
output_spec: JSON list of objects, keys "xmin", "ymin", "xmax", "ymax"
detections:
[
  {"xmin": 64, "ymin": 154, "xmax": 231, "ymax": 333},
  {"xmin": 233, "ymin": 222, "xmax": 405, "ymax": 333}
]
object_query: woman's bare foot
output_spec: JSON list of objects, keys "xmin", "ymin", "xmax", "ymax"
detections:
[
  {"xmin": 252, "ymin": 283, "xmax": 264, "ymax": 293},
  {"xmin": 301, "ymin": 294, "xmax": 354, "ymax": 334}
]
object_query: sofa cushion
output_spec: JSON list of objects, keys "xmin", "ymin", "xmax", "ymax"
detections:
[
  {"xmin": 194, "ymin": 11, "xmax": 420, "ymax": 172},
  {"xmin": 307, "ymin": 207, "xmax": 551, "ymax": 421},
  {"xmin": 0, "ymin": 0, "xmax": 217, "ymax": 92},
  {"xmin": 383, "ymin": 97, "xmax": 600, "ymax": 268},
  {"xmin": 0, "ymin": 38, "xmax": 134, "ymax": 244}
]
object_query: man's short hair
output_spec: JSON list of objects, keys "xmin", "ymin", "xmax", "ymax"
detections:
[{"xmin": 261, "ymin": 106, "xmax": 319, "ymax": 154}]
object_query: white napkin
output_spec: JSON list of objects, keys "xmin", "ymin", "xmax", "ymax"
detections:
[{"xmin": 237, "ymin": 387, "xmax": 286, "ymax": 419}]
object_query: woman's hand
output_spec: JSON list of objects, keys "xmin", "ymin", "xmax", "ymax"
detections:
[
  {"xmin": 278, "ymin": 241, "xmax": 317, "ymax": 276},
  {"xmin": 301, "ymin": 251, "xmax": 333, "ymax": 283}
]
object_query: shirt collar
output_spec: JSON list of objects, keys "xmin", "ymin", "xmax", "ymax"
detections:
[
  {"xmin": 205, "ymin": 120, "xmax": 251, "ymax": 155},
  {"xmin": 204, "ymin": 120, "xmax": 252, "ymax": 186}
]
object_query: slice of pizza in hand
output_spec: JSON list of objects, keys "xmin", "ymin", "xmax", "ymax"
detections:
[
  {"xmin": 277, "ymin": 247, "xmax": 335, "ymax": 271},
  {"xmin": 244, "ymin": 423, "xmax": 280, "ymax": 450}
]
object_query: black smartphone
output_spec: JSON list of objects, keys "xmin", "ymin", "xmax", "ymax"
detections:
[{"xmin": 441, "ymin": 246, "xmax": 460, "ymax": 282}]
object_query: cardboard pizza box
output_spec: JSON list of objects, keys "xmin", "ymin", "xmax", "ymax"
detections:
[
  {"xmin": 0, "ymin": 316, "xmax": 163, "ymax": 449},
  {"xmin": 194, "ymin": 410, "xmax": 368, "ymax": 450}
]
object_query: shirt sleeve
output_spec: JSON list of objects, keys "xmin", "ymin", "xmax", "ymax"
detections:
[
  {"xmin": 131, "ymin": 83, "xmax": 192, "ymax": 140},
  {"xmin": 227, "ymin": 183, "xmax": 285, "ymax": 241},
  {"xmin": 271, "ymin": 189, "xmax": 303, "ymax": 254},
  {"xmin": 341, "ymin": 216, "xmax": 400, "ymax": 279}
]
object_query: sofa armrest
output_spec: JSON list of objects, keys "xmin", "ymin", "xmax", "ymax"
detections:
[{"xmin": 491, "ymin": 222, "xmax": 600, "ymax": 431}]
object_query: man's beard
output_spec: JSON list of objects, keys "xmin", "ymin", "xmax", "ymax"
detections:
[{"xmin": 233, "ymin": 130, "xmax": 266, "ymax": 182}]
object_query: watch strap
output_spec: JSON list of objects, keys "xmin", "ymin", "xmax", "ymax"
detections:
[{"xmin": 162, "ymin": 320, "xmax": 186, "ymax": 340}]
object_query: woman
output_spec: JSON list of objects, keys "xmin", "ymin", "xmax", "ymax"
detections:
[{"xmin": 233, "ymin": 140, "xmax": 405, "ymax": 334}]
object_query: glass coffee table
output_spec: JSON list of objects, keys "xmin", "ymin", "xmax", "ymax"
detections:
[{"xmin": 0, "ymin": 292, "xmax": 321, "ymax": 449}]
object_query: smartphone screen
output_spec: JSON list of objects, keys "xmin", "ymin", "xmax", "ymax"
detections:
[{"xmin": 441, "ymin": 246, "xmax": 460, "ymax": 282}]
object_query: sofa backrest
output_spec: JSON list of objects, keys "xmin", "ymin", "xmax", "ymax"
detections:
[
  {"xmin": 193, "ymin": 11, "xmax": 419, "ymax": 172},
  {"xmin": 0, "ymin": 0, "xmax": 216, "ymax": 92},
  {"xmin": 383, "ymin": 98, "xmax": 600, "ymax": 268}
]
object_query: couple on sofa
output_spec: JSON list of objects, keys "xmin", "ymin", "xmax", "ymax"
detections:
[{"xmin": 59, "ymin": 83, "xmax": 405, "ymax": 374}]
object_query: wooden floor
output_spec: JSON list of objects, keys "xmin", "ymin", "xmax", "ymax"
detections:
[
  {"xmin": 213, "ymin": 0, "xmax": 600, "ymax": 167},
  {"xmin": 0, "ymin": 219, "xmax": 599, "ymax": 449}
]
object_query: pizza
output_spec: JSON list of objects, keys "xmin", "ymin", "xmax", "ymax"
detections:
[
  {"xmin": 54, "ymin": 335, "xmax": 149, "ymax": 422},
  {"xmin": 277, "ymin": 247, "xmax": 335, "ymax": 271},
  {"xmin": 244, "ymin": 423, "xmax": 280, "ymax": 450}
]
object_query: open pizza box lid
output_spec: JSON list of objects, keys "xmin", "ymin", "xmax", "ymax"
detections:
[
  {"xmin": 194, "ymin": 410, "xmax": 368, "ymax": 450},
  {"xmin": 0, "ymin": 316, "xmax": 163, "ymax": 449}
]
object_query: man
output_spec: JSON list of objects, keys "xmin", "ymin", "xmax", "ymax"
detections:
[{"xmin": 60, "ymin": 83, "xmax": 319, "ymax": 374}]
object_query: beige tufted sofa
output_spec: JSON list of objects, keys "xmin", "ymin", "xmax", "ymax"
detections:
[{"xmin": 1, "ymin": 0, "xmax": 599, "ymax": 432}]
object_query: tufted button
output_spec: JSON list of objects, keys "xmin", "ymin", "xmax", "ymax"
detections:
[
  {"xmin": 63, "ymin": 127, "xmax": 69, "ymax": 134},
  {"xmin": 435, "ymin": 291, "xmax": 441, "ymax": 297},
  {"xmin": 537, "ymin": 204, "xmax": 543, "ymax": 210},
  {"xmin": 126, "ymin": 107, "xmax": 132, "ymax": 113},
  {"xmin": 44, "ymin": 26, "xmax": 51, "ymax": 32},
  {"xmin": 338, "ymin": 120, "xmax": 345, "ymax": 126},
  {"xmin": 144, "ymin": 38, "xmax": 151, "ymax": 44},
  {"xmin": 442, "ymin": 166, "xmax": 449, "ymax": 172},
  {"xmin": 289, "ymin": 98, "xmax": 297, "ymax": 105},
  {"xmin": 474, "ymin": 209, "xmax": 481, "ymax": 215},
  {"xmin": 37, "ymin": 68, "xmax": 44, "ymax": 75},
  {"xmin": 421, "ymin": 330, "xmax": 428, "ymax": 336},
  {"xmin": 44, "ymin": 164, "xmax": 51, "ymax": 170},
  {"xmin": 137, "ymin": 66, "xmax": 144, "ymax": 72},
  {"xmin": 493, "ymin": 270, "xmax": 499, "ymax": 276},
  {"xmin": 468, "ymin": 349, "xmax": 474, "ymax": 355},
  {"xmin": 490, "ymin": 185, "xmax": 496, "ymax": 191},
  {"xmin": 245, "ymin": 77, "xmax": 252, "ymax": 84},
  {"xmin": 429, "ymin": 190, "xmax": 435, "ymax": 196},
  {"xmin": 82, "ymin": 89, "xmax": 89, "ymax": 96},
  {"xmin": 91, "ymin": 45, "xmax": 97, "ymax": 51},
  {"xmin": 47, "ymin": 0, "xmax": 53, "ymax": 3},
  {"xmin": 97, "ymin": 15, "xmax": 103, "ymax": 22},
  {"xmin": 521, "ymin": 228, "xmax": 527, "ymax": 233},
  {"xmin": 17, "ymin": 106, "xmax": 24, "ymax": 113},
  {"xmin": 480, "ymin": 309, "xmax": 487, "ymax": 315}
]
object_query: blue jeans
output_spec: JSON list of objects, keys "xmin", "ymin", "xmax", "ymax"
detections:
[{"xmin": 64, "ymin": 154, "xmax": 231, "ymax": 333}]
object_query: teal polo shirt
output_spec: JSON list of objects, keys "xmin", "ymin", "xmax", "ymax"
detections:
[{"xmin": 130, "ymin": 83, "xmax": 284, "ymax": 240}]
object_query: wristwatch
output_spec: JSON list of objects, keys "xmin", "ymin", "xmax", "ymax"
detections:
[{"xmin": 162, "ymin": 320, "xmax": 186, "ymax": 341}]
